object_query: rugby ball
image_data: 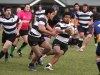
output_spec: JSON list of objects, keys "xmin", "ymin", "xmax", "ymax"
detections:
[{"xmin": 69, "ymin": 26, "xmax": 75, "ymax": 36}]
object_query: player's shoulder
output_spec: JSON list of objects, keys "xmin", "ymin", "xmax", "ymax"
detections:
[
  {"xmin": 77, "ymin": 11, "xmax": 82, "ymax": 15},
  {"xmin": 94, "ymin": 21, "xmax": 100, "ymax": 24},
  {"xmin": 38, "ymin": 17, "xmax": 47, "ymax": 23},
  {"xmin": 13, "ymin": 14, "xmax": 19, "ymax": 18},
  {"xmin": 88, "ymin": 11, "xmax": 93, "ymax": 15}
]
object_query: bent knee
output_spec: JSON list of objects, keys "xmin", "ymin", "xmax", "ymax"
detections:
[
  {"xmin": 87, "ymin": 34, "xmax": 92, "ymax": 38},
  {"xmin": 2, "ymin": 48, "xmax": 8, "ymax": 52}
]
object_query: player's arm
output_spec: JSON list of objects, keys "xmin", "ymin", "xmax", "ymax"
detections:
[
  {"xmin": 88, "ymin": 12, "xmax": 93, "ymax": 25},
  {"xmin": 88, "ymin": 19, "xmax": 93, "ymax": 26},
  {"xmin": 29, "ymin": 21, "xmax": 32, "ymax": 29},
  {"xmin": 29, "ymin": 13, "xmax": 33, "ymax": 29},
  {"xmin": 16, "ymin": 16, "xmax": 23, "ymax": 36},
  {"xmin": 38, "ymin": 18, "xmax": 56, "ymax": 36},
  {"xmin": 29, "ymin": 14, "xmax": 33, "ymax": 29},
  {"xmin": 46, "ymin": 23, "xmax": 54, "ymax": 32},
  {"xmin": 55, "ymin": 23, "xmax": 71, "ymax": 34},
  {"xmin": 34, "ymin": 11, "xmax": 38, "ymax": 22}
]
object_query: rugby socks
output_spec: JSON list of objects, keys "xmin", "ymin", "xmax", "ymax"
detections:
[
  {"xmin": 46, "ymin": 63, "xmax": 52, "ymax": 67},
  {"xmin": 78, "ymin": 38, "xmax": 83, "ymax": 48},
  {"xmin": 0, "ymin": 51, "xmax": 5, "ymax": 59},
  {"xmin": 10, "ymin": 45, "xmax": 16, "ymax": 55},
  {"xmin": 97, "ymin": 60, "xmax": 100, "ymax": 73},
  {"xmin": 94, "ymin": 37, "xmax": 97, "ymax": 44},
  {"xmin": 75, "ymin": 38, "xmax": 79, "ymax": 45},
  {"xmin": 18, "ymin": 42, "xmax": 27, "ymax": 51},
  {"xmin": 29, "ymin": 62, "xmax": 34, "ymax": 66},
  {"xmin": 30, "ymin": 50, "xmax": 33, "ymax": 55},
  {"xmin": 5, "ymin": 52, "xmax": 8, "ymax": 58}
]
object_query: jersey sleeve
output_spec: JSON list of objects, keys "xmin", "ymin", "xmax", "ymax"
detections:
[
  {"xmin": 75, "ymin": 11, "xmax": 81, "ymax": 19},
  {"xmin": 38, "ymin": 18, "xmax": 46, "ymax": 26},
  {"xmin": 17, "ymin": 11, "xmax": 22, "ymax": 19},
  {"xmin": 90, "ymin": 11, "xmax": 93, "ymax": 19},
  {"xmin": 55, "ymin": 23, "xmax": 61, "ymax": 30},
  {"xmin": 15, "ymin": 15, "xmax": 21, "ymax": 23},
  {"xmin": 35, "ymin": 11, "xmax": 38, "ymax": 17}
]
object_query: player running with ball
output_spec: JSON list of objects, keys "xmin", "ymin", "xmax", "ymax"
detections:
[{"xmin": 44, "ymin": 12, "xmax": 78, "ymax": 70}]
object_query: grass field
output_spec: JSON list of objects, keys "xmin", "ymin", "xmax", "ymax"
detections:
[{"xmin": 0, "ymin": 32, "xmax": 99, "ymax": 75}]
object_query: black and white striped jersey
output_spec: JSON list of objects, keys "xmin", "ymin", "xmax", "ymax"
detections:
[
  {"xmin": 29, "ymin": 17, "xmax": 48, "ymax": 37},
  {"xmin": 35, "ymin": 10, "xmax": 45, "ymax": 18},
  {"xmin": 0, "ymin": 15, "xmax": 21, "ymax": 34},
  {"xmin": 55, "ymin": 21, "xmax": 75, "ymax": 44},
  {"xmin": 76, "ymin": 11, "xmax": 93, "ymax": 28}
]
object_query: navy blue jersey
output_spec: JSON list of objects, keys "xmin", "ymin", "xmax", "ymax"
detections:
[
  {"xmin": 71, "ymin": 11, "xmax": 77, "ymax": 19},
  {"xmin": 93, "ymin": 21, "xmax": 100, "ymax": 36},
  {"xmin": 48, "ymin": 14, "xmax": 61, "ymax": 28}
]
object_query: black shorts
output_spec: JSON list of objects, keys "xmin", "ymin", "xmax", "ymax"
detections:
[
  {"xmin": 2, "ymin": 32, "xmax": 16, "ymax": 43},
  {"xmin": 52, "ymin": 39, "xmax": 68, "ymax": 53},
  {"xmin": 78, "ymin": 25, "xmax": 92, "ymax": 35},
  {"xmin": 28, "ymin": 35, "xmax": 45, "ymax": 46},
  {"xmin": 16, "ymin": 30, "xmax": 28, "ymax": 37}
]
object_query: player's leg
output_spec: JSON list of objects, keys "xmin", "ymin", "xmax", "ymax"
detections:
[
  {"xmin": 37, "ymin": 37, "xmax": 52, "ymax": 65},
  {"xmin": 10, "ymin": 37, "xmax": 19, "ymax": 57},
  {"xmin": 0, "ymin": 40, "xmax": 12, "ymax": 59},
  {"xmin": 77, "ymin": 26, "xmax": 84, "ymax": 50},
  {"xmin": 40, "ymin": 38, "xmax": 51, "ymax": 55},
  {"xmin": 17, "ymin": 30, "xmax": 28, "ymax": 57},
  {"xmin": 10, "ymin": 30, "xmax": 21, "ymax": 57},
  {"xmin": 96, "ymin": 42, "xmax": 100, "ymax": 75},
  {"xmin": 28, "ymin": 35, "xmax": 51, "ymax": 59},
  {"xmin": 1, "ymin": 32, "xmax": 10, "ymax": 61},
  {"xmin": 28, "ymin": 45, "xmax": 40, "ymax": 71},
  {"xmin": 80, "ymin": 26, "xmax": 93, "ymax": 50},
  {"xmin": 45, "ymin": 39, "xmax": 67, "ymax": 70},
  {"xmin": 28, "ymin": 36, "xmax": 43, "ymax": 71},
  {"xmin": 77, "ymin": 32, "xmax": 84, "ymax": 51},
  {"xmin": 94, "ymin": 32, "xmax": 98, "ymax": 46}
]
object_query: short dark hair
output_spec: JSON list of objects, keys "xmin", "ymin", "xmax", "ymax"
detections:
[
  {"xmin": 4, "ymin": 6, "xmax": 12, "ymax": 11},
  {"xmin": 93, "ymin": 12, "xmax": 100, "ymax": 21},
  {"xmin": 74, "ymin": 3, "xmax": 79, "ymax": 7},
  {"xmin": 62, "ymin": 12, "xmax": 71, "ymax": 18},
  {"xmin": 82, "ymin": 3, "xmax": 89, "ymax": 10},
  {"xmin": 92, "ymin": 7, "xmax": 97, "ymax": 10},
  {"xmin": 45, "ymin": 8, "xmax": 54, "ymax": 15},
  {"xmin": 24, "ymin": 4, "xmax": 30, "ymax": 7}
]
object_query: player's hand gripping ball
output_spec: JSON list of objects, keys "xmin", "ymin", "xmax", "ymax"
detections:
[{"xmin": 67, "ymin": 26, "xmax": 75, "ymax": 36}]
